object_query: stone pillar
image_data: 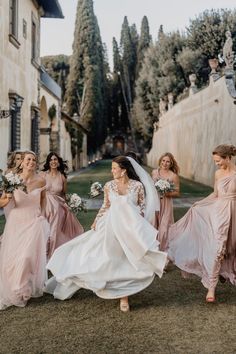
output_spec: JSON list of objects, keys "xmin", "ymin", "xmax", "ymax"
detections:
[
  {"xmin": 167, "ymin": 93, "xmax": 174, "ymax": 110},
  {"xmin": 189, "ymin": 74, "xmax": 197, "ymax": 95}
]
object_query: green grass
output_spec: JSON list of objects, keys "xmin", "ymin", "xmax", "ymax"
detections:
[
  {"xmin": 0, "ymin": 215, "xmax": 5, "ymax": 234},
  {"xmin": 0, "ymin": 160, "xmax": 236, "ymax": 353},
  {"xmin": 174, "ymin": 207, "xmax": 189, "ymax": 221},
  {"xmin": 68, "ymin": 160, "xmax": 112, "ymax": 198},
  {"xmin": 180, "ymin": 176, "xmax": 213, "ymax": 197},
  {"xmin": 77, "ymin": 210, "xmax": 98, "ymax": 231}
]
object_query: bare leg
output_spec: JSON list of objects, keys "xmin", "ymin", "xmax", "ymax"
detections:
[{"xmin": 120, "ymin": 296, "xmax": 130, "ymax": 312}]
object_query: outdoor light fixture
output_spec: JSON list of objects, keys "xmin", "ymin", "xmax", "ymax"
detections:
[{"xmin": 0, "ymin": 106, "xmax": 12, "ymax": 119}]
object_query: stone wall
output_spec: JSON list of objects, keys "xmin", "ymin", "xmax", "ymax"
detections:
[{"xmin": 147, "ymin": 75, "xmax": 236, "ymax": 186}]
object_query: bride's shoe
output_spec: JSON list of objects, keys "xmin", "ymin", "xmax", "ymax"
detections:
[{"xmin": 120, "ymin": 299, "xmax": 130, "ymax": 312}]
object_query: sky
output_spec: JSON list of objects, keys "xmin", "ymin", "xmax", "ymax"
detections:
[{"xmin": 40, "ymin": 0, "xmax": 236, "ymax": 67}]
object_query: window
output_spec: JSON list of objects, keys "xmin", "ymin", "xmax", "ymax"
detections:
[
  {"xmin": 9, "ymin": 94, "xmax": 24, "ymax": 151},
  {"xmin": 31, "ymin": 20, "xmax": 36, "ymax": 60},
  {"xmin": 31, "ymin": 108, "xmax": 39, "ymax": 154},
  {"xmin": 9, "ymin": 0, "xmax": 18, "ymax": 38}
]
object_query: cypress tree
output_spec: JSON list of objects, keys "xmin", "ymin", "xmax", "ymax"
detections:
[
  {"xmin": 136, "ymin": 16, "xmax": 151, "ymax": 76},
  {"xmin": 65, "ymin": 0, "xmax": 107, "ymax": 152}
]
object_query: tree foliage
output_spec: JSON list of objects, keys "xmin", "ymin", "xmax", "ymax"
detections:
[{"xmin": 66, "ymin": 0, "xmax": 108, "ymax": 152}]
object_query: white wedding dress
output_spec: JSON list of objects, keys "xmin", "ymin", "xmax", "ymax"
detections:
[{"xmin": 46, "ymin": 179, "xmax": 167, "ymax": 300}]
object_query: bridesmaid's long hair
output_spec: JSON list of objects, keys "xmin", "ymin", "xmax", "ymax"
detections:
[
  {"xmin": 7, "ymin": 150, "xmax": 24, "ymax": 169},
  {"xmin": 42, "ymin": 152, "xmax": 68, "ymax": 178},
  {"xmin": 112, "ymin": 156, "xmax": 140, "ymax": 182},
  {"xmin": 158, "ymin": 152, "xmax": 180, "ymax": 175},
  {"xmin": 212, "ymin": 144, "xmax": 236, "ymax": 159}
]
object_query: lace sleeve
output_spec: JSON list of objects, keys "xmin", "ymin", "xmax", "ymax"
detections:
[
  {"xmin": 137, "ymin": 183, "xmax": 146, "ymax": 215},
  {"xmin": 95, "ymin": 183, "xmax": 110, "ymax": 221}
]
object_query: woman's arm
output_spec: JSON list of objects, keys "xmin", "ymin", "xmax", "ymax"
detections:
[
  {"xmin": 0, "ymin": 193, "xmax": 11, "ymax": 208},
  {"xmin": 137, "ymin": 183, "xmax": 146, "ymax": 217},
  {"xmin": 165, "ymin": 174, "xmax": 180, "ymax": 198},
  {"xmin": 61, "ymin": 175, "xmax": 67, "ymax": 198},
  {"xmin": 91, "ymin": 183, "xmax": 110, "ymax": 230}
]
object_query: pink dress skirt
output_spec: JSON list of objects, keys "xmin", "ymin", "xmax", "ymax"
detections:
[{"xmin": 43, "ymin": 172, "xmax": 84, "ymax": 259}]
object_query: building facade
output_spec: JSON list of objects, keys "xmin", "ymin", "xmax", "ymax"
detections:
[{"xmin": 0, "ymin": 0, "xmax": 63, "ymax": 169}]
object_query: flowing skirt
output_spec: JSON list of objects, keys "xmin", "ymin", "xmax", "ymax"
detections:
[
  {"xmin": 168, "ymin": 194, "xmax": 236, "ymax": 289},
  {"xmin": 0, "ymin": 215, "xmax": 49, "ymax": 309},
  {"xmin": 45, "ymin": 194, "xmax": 84, "ymax": 259},
  {"xmin": 46, "ymin": 197, "xmax": 167, "ymax": 300}
]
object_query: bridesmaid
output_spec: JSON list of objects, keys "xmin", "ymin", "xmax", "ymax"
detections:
[
  {"xmin": 168, "ymin": 144, "xmax": 236, "ymax": 302},
  {"xmin": 152, "ymin": 152, "xmax": 180, "ymax": 251},
  {"xmin": 0, "ymin": 151, "xmax": 49, "ymax": 309},
  {"xmin": 5, "ymin": 150, "xmax": 24, "ymax": 174},
  {"xmin": 41, "ymin": 152, "xmax": 84, "ymax": 259}
]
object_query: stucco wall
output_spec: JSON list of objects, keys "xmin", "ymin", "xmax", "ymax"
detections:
[
  {"xmin": 0, "ymin": 1, "xmax": 40, "ymax": 169},
  {"xmin": 147, "ymin": 76, "xmax": 236, "ymax": 186}
]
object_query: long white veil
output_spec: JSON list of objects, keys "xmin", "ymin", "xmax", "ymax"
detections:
[{"xmin": 127, "ymin": 157, "xmax": 160, "ymax": 226}]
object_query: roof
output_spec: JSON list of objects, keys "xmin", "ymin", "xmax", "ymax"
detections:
[
  {"xmin": 36, "ymin": 0, "xmax": 64, "ymax": 19},
  {"xmin": 61, "ymin": 111, "xmax": 88, "ymax": 134},
  {"xmin": 40, "ymin": 67, "xmax": 61, "ymax": 99}
]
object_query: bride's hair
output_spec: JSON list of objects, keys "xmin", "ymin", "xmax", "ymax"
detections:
[
  {"xmin": 112, "ymin": 156, "xmax": 141, "ymax": 182},
  {"xmin": 212, "ymin": 144, "xmax": 236, "ymax": 159}
]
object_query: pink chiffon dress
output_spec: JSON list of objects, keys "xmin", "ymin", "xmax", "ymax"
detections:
[
  {"xmin": 43, "ymin": 172, "xmax": 84, "ymax": 259},
  {"xmin": 0, "ymin": 187, "xmax": 49, "ymax": 310},
  {"xmin": 152, "ymin": 169, "xmax": 174, "ymax": 251},
  {"xmin": 168, "ymin": 172, "xmax": 236, "ymax": 289}
]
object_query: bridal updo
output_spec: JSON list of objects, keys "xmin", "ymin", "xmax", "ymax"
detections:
[
  {"xmin": 212, "ymin": 144, "xmax": 236, "ymax": 159},
  {"xmin": 112, "ymin": 156, "xmax": 140, "ymax": 182}
]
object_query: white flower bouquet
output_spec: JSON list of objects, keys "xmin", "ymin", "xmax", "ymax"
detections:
[
  {"xmin": 0, "ymin": 171, "xmax": 26, "ymax": 194},
  {"xmin": 89, "ymin": 182, "xmax": 103, "ymax": 198},
  {"xmin": 155, "ymin": 179, "xmax": 175, "ymax": 197},
  {"xmin": 66, "ymin": 193, "xmax": 87, "ymax": 214}
]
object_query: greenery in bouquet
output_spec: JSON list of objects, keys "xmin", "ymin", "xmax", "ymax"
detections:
[
  {"xmin": 155, "ymin": 179, "xmax": 175, "ymax": 196},
  {"xmin": 0, "ymin": 171, "xmax": 27, "ymax": 194},
  {"xmin": 89, "ymin": 181, "xmax": 103, "ymax": 198},
  {"xmin": 66, "ymin": 193, "xmax": 87, "ymax": 214}
]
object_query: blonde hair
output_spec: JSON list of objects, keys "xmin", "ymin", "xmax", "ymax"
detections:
[
  {"xmin": 212, "ymin": 144, "xmax": 236, "ymax": 159},
  {"xmin": 158, "ymin": 152, "xmax": 180, "ymax": 175},
  {"xmin": 16, "ymin": 151, "xmax": 38, "ymax": 173},
  {"xmin": 7, "ymin": 150, "xmax": 24, "ymax": 169}
]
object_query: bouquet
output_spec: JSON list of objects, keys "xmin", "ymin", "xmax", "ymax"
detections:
[
  {"xmin": 0, "ymin": 171, "xmax": 26, "ymax": 194},
  {"xmin": 155, "ymin": 179, "xmax": 175, "ymax": 197},
  {"xmin": 66, "ymin": 193, "xmax": 87, "ymax": 214},
  {"xmin": 89, "ymin": 182, "xmax": 103, "ymax": 198}
]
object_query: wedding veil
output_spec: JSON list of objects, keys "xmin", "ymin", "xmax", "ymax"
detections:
[{"xmin": 126, "ymin": 157, "xmax": 160, "ymax": 225}]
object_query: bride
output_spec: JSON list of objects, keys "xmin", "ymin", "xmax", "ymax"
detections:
[{"xmin": 46, "ymin": 156, "xmax": 167, "ymax": 312}]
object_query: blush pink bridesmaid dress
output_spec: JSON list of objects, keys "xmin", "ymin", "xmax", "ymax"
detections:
[
  {"xmin": 152, "ymin": 169, "xmax": 174, "ymax": 251},
  {"xmin": 168, "ymin": 172, "xmax": 236, "ymax": 289},
  {"xmin": 43, "ymin": 172, "xmax": 84, "ymax": 259},
  {"xmin": 0, "ymin": 187, "xmax": 49, "ymax": 310}
]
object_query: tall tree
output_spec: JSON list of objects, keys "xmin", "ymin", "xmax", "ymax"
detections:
[
  {"xmin": 136, "ymin": 16, "xmax": 152, "ymax": 76},
  {"xmin": 65, "ymin": 0, "xmax": 107, "ymax": 151}
]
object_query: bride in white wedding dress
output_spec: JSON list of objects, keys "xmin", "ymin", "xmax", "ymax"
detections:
[{"xmin": 46, "ymin": 156, "xmax": 167, "ymax": 312}]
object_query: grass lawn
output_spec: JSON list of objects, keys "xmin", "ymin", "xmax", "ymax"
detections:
[{"xmin": 0, "ymin": 160, "xmax": 235, "ymax": 354}]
